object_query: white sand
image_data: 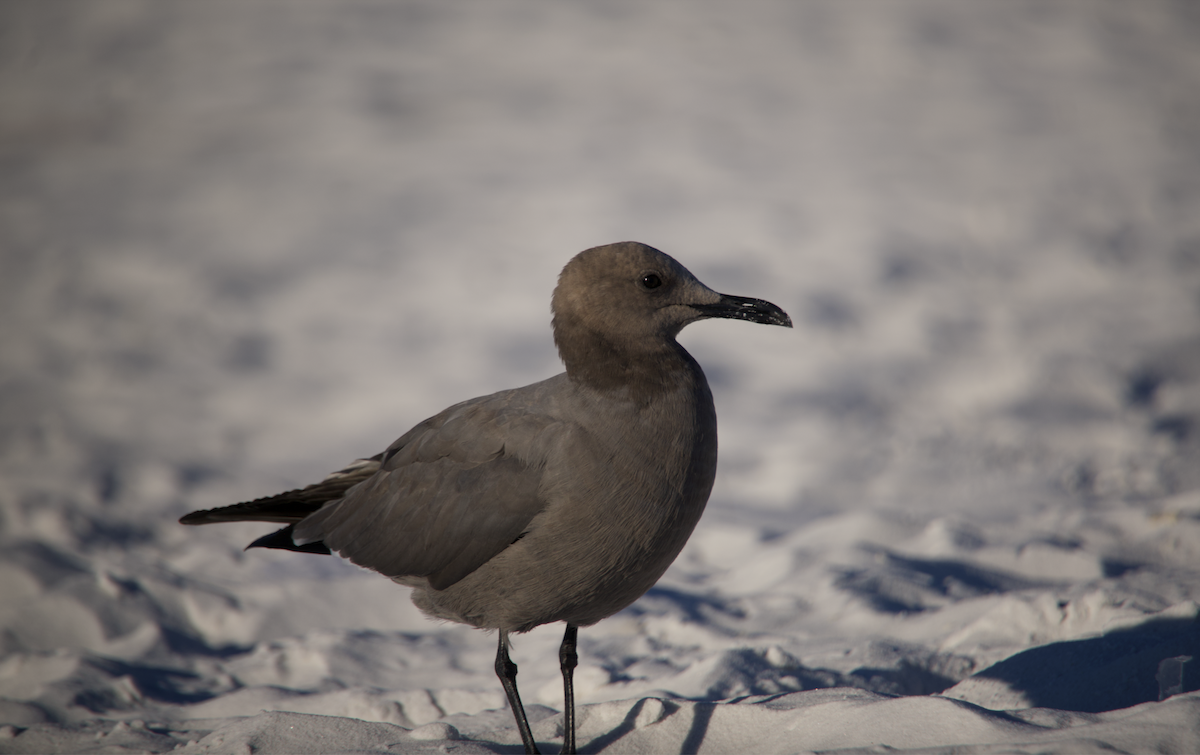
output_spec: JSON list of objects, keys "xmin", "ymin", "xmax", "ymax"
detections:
[{"xmin": 2, "ymin": 1, "xmax": 1199, "ymax": 752}]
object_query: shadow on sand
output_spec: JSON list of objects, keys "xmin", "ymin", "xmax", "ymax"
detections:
[{"xmin": 970, "ymin": 616, "xmax": 1200, "ymax": 712}]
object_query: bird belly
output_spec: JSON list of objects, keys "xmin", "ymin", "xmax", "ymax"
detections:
[{"xmin": 409, "ymin": 475, "xmax": 710, "ymax": 632}]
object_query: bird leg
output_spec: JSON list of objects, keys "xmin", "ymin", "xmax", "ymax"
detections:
[
  {"xmin": 558, "ymin": 623, "xmax": 579, "ymax": 754},
  {"xmin": 496, "ymin": 630, "xmax": 540, "ymax": 754}
]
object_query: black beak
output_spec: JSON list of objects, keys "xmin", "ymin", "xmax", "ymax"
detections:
[{"xmin": 693, "ymin": 294, "xmax": 793, "ymax": 328}]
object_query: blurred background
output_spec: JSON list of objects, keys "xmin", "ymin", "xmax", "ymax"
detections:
[
  {"xmin": 1, "ymin": 0, "xmax": 1199, "ymax": 727},
  {"xmin": 3, "ymin": 0, "xmax": 1196, "ymax": 524}
]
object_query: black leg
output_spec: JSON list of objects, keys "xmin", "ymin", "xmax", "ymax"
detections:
[
  {"xmin": 496, "ymin": 630, "xmax": 540, "ymax": 754},
  {"xmin": 559, "ymin": 623, "xmax": 578, "ymax": 754}
]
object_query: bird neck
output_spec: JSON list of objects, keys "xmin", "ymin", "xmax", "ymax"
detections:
[{"xmin": 554, "ymin": 325, "xmax": 699, "ymax": 402}]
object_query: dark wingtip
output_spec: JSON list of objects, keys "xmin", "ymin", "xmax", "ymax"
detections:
[
  {"xmin": 246, "ymin": 525, "xmax": 332, "ymax": 555},
  {"xmin": 179, "ymin": 510, "xmax": 212, "ymax": 525}
]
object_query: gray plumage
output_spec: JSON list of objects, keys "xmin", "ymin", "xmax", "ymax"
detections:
[{"xmin": 181, "ymin": 241, "xmax": 791, "ymax": 753}]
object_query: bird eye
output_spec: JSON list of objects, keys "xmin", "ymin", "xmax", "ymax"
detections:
[{"xmin": 640, "ymin": 273, "xmax": 663, "ymax": 290}]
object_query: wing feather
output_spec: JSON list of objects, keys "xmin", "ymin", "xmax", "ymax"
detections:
[
  {"xmin": 293, "ymin": 390, "xmax": 562, "ymax": 590},
  {"xmin": 179, "ymin": 456, "xmax": 382, "ymax": 525}
]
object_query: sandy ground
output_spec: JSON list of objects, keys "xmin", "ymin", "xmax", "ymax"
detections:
[{"xmin": 2, "ymin": 1, "xmax": 1200, "ymax": 752}]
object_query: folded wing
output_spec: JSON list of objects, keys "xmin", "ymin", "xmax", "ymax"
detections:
[{"xmin": 295, "ymin": 393, "xmax": 559, "ymax": 590}]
